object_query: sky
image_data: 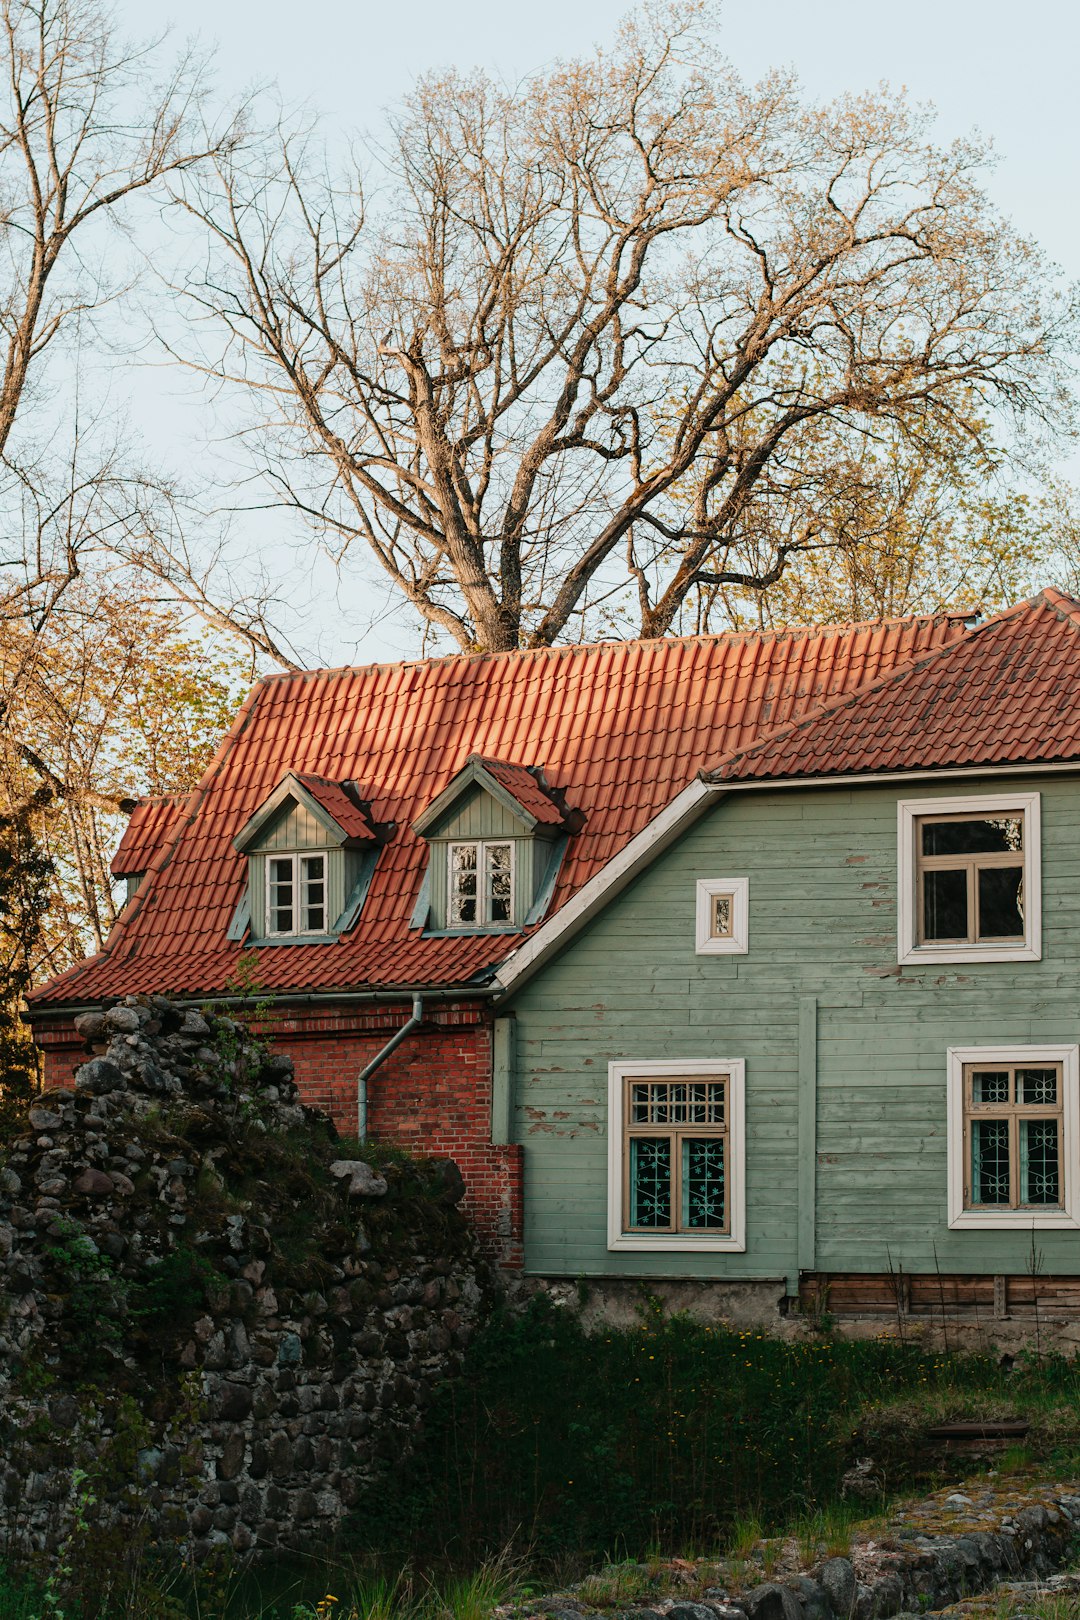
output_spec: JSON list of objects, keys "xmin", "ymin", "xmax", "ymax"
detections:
[{"xmin": 109, "ymin": 0, "xmax": 1080, "ymax": 666}]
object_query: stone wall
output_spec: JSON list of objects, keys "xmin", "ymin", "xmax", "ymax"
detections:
[
  {"xmin": 34, "ymin": 997, "xmax": 525, "ymax": 1268},
  {"xmin": 0, "ymin": 995, "xmax": 493, "ymax": 1569}
]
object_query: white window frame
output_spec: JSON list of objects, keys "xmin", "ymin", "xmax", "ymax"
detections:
[
  {"xmin": 897, "ymin": 792, "xmax": 1041, "ymax": 965},
  {"xmin": 446, "ymin": 839, "xmax": 516, "ymax": 929},
  {"xmin": 264, "ymin": 850, "xmax": 330, "ymax": 937},
  {"xmin": 947, "ymin": 1044, "xmax": 1080, "ymax": 1229},
  {"xmin": 695, "ymin": 877, "xmax": 749, "ymax": 955},
  {"xmin": 607, "ymin": 1059, "xmax": 746, "ymax": 1252}
]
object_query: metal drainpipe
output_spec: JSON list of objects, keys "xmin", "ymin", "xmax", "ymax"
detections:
[{"xmin": 356, "ymin": 994, "xmax": 423, "ymax": 1143}]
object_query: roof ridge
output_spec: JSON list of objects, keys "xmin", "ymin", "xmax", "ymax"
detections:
[
  {"xmin": 257, "ymin": 608, "xmax": 972, "ymax": 687},
  {"xmin": 704, "ymin": 593, "xmax": 1041, "ymax": 783}
]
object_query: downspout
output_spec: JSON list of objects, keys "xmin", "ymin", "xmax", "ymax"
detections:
[{"xmin": 356, "ymin": 994, "xmax": 423, "ymax": 1143}]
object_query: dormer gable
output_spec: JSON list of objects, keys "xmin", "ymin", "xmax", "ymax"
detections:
[
  {"xmin": 411, "ymin": 756, "xmax": 581, "ymax": 933},
  {"xmin": 233, "ymin": 772, "xmax": 384, "ymax": 855},
  {"xmin": 412, "ymin": 755, "xmax": 582, "ymax": 840},
  {"xmin": 231, "ymin": 773, "xmax": 390, "ymax": 945},
  {"xmin": 111, "ymin": 793, "xmax": 191, "ymax": 902}
]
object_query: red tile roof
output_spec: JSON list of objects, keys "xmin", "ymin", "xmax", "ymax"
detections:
[
  {"xmin": 711, "ymin": 590, "xmax": 1080, "ymax": 785},
  {"xmin": 110, "ymin": 794, "xmax": 193, "ymax": 877},
  {"xmin": 291, "ymin": 774, "xmax": 379, "ymax": 843},
  {"xmin": 32, "ymin": 609, "xmax": 969, "ymax": 1007},
  {"xmin": 472, "ymin": 758, "xmax": 574, "ymax": 828}
]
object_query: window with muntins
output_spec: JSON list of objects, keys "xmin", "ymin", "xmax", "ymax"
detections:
[
  {"xmin": 965, "ymin": 1061, "xmax": 1062, "ymax": 1211},
  {"xmin": 946, "ymin": 1044, "xmax": 1080, "ymax": 1230},
  {"xmin": 918, "ymin": 813, "xmax": 1024, "ymax": 945},
  {"xmin": 607, "ymin": 1059, "xmax": 746, "ymax": 1251},
  {"xmin": 897, "ymin": 793, "xmax": 1041, "ymax": 964},
  {"xmin": 266, "ymin": 852, "xmax": 328, "ymax": 936},
  {"xmin": 447, "ymin": 840, "xmax": 514, "ymax": 928},
  {"xmin": 625, "ymin": 1077, "xmax": 728, "ymax": 1234}
]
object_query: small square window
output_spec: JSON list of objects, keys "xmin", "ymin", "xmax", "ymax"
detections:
[
  {"xmin": 695, "ymin": 878, "xmax": 748, "ymax": 955},
  {"xmin": 947, "ymin": 1045, "xmax": 1080, "ymax": 1230},
  {"xmin": 898, "ymin": 795, "xmax": 1041, "ymax": 964}
]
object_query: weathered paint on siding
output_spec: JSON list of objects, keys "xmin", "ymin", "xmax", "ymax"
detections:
[{"xmin": 504, "ymin": 772, "xmax": 1080, "ymax": 1280}]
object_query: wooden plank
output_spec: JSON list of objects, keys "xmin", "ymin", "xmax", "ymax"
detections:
[
  {"xmin": 491, "ymin": 1015, "xmax": 514, "ymax": 1146},
  {"xmin": 798, "ymin": 995, "xmax": 817, "ymax": 1275},
  {"xmin": 927, "ymin": 1421, "xmax": 1029, "ymax": 1439}
]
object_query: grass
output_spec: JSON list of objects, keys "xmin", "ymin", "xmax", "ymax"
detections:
[
  {"xmin": 349, "ymin": 1297, "xmax": 1080, "ymax": 1569},
  {"xmin": 8, "ymin": 1311, "xmax": 1080, "ymax": 1618},
  {"xmin": 794, "ymin": 1499, "xmax": 868, "ymax": 1563}
]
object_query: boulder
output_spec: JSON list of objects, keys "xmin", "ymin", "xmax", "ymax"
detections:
[
  {"xmin": 743, "ymin": 1585, "xmax": 803, "ymax": 1620},
  {"xmin": 820, "ymin": 1558, "xmax": 857, "ymax": 1618},
  {"xmin": 73, "ymin": 1168, "xmax": 116, "ymax": 1197},
  {"xmin": 72, "ymin": 1011, "xmax": 108, "ymax": 1042},
  {"xmin": 329, "ymin": 1160, "xmax": 388, "ymax": 1198},
  {"xmin": 104, "ymin": 1005, "xmax": 142, "ymax": 1034}
]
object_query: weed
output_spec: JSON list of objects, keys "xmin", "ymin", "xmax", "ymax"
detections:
[{"xmin": 726, "ymin": 1517, "xmax": 763, "ymax": 1560}]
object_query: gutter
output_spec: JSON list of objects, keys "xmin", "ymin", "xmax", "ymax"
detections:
[
  {"xmin": 24, "ymin": 984, "xmax": 496, "ymax": 1024},
  {"xmin": 355, "ymin": 993, "xmax": 424, "ymax": 1142}
]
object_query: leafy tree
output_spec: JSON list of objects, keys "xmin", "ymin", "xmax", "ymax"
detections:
[
  {"xmin": 0, "ymin": 802, "xmax": 50, "ymax": 1121},
  {"xmin": 1, "ymin": 594, "xmax": 248, "ymax": 968},
  {"xmin": 675, "ymin": 409, "xmax": 1061, "ymax": 630}
]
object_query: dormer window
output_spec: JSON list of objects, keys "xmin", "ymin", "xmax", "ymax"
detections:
[
  {"xmin": 448, "ymin": 841, "xmax": 514, "ymax": 928},
  {"xmin": 411, "ymin": 756, "xmax": 582, "ymax": 935},
  {"xmin": 267, "ymin": 852, "xmax": 328, "ymax": 936},
  {"xmin": 231, "ymin": 773, "xmax": 391, "ymax": 946}
]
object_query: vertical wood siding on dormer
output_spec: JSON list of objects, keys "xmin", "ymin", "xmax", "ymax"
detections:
[
  {"xmin": 252, "ymin": 802, "xmax": 327, "ymax": 850},
  {"xmin": 423, "ymin": 785, "xmax": 531, "ymax": 841},
  {"xmin": 246, "ymin": 801, "xmax": 348, "ymax": 939},
  {"xmin": 424, "ymin": 785, "xmax": 537, "ymax": 930}
]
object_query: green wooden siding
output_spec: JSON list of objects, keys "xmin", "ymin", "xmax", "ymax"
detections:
[
  {"xmin": 247, "ymin": 802, "xmax": 349, "ymax": 938},
  {"xmin": 504, "ymin": 772, "xmax": 1080, "ymax": 1279},
  {"xmin": 425, "ymin": 785, "xmax": 529, "ymax": 841},
  {"xmin": 424, "ymin": 786, "xmax": 539, "ymax": 929}
]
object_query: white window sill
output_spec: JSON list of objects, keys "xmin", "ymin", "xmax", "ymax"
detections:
[
  {"xmin": 949, "ymin": 1208, "xmax": 1080, "ymax": 1231},
  {"xmin": 608, "ymin": 1233, "xmax": 746, "ymax": 1253},
  {"xmin": 900, "ymin": 942, "xmax": 1041, "ymax": 966}
]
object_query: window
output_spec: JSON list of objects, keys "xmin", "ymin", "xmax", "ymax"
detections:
[
  {"xmin": 695, "ymin": 877, "xmax": 749, "ymax": 955},
  {"xmin": 607, "ymin": 1060, "xmax": 746, "ymax": 1251},
  {"xmin": 897, "ymin": 794, "xmax": 1041, "ymax": 964},
  {"xmin": 947, "ymin": 1045, "xmax": 1080, "ymax": 1229},
  {"xmin": 447, "ymin": 841, "xmax": 514, "ymax": 928},
  {"xmin": 265, "ymin": 852, "xmax": 328, "ymax": 936}
]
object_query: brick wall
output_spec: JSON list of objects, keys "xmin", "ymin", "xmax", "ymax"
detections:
[{"xmin": 32, "ymin": 1000, "xmax": 524, "ymax": 1268}]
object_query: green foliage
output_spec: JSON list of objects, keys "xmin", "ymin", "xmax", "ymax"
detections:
[
  {"xmin": 128, "ymin": 1247, "xmax": 224, "ymax": 1334},
  {"xmin": 0, "ymin": 804, "xmax": 51, "ymax": 1132},
  {"xmin": 348, "ymin": 1300, "xmax": 1080, "ymax": 1568},
  {"xmin": 45, "ymin": 1220, "xmax": 126, "ymax": 1352}
]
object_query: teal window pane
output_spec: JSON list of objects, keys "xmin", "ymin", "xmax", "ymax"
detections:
[
  {"xmin": 629, "ymin": 1138, "xmax": 670, "ymax": 1228},
  {"xmin": 1021, "ymin": 1119, "xmax": 1060, "ymax": 1206},
  {"xmin": 681, "ymin": 1137, "xmax": 725, "ymax": 1230},
  {"xmin": 972, "ymin": 1070, "xmax": 1009, "ymax": 1105},
  {"xmin": 971, "ymin": 1119, "xmax": 1010, "ymax": 1204},
  {"xmin": 1018, "ymin": 1068, "xmax": 1058, "ymax": 1106}
]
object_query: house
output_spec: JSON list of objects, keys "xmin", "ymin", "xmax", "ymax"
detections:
[{"xmin": 27, "ymin": 590, "xmax": 1080, "ymax": 1323}]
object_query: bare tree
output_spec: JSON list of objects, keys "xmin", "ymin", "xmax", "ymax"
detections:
[
  {"xmin": 0, "ymin": 0, "xmax": 241, "ymax": 772},
  {"xmin": 0, "ymin": 0, "xmax": 251, "ymax": 966},
  {"xmin": 166, "ymin": 4, "xmax": 1076, "ymax": 653}
]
